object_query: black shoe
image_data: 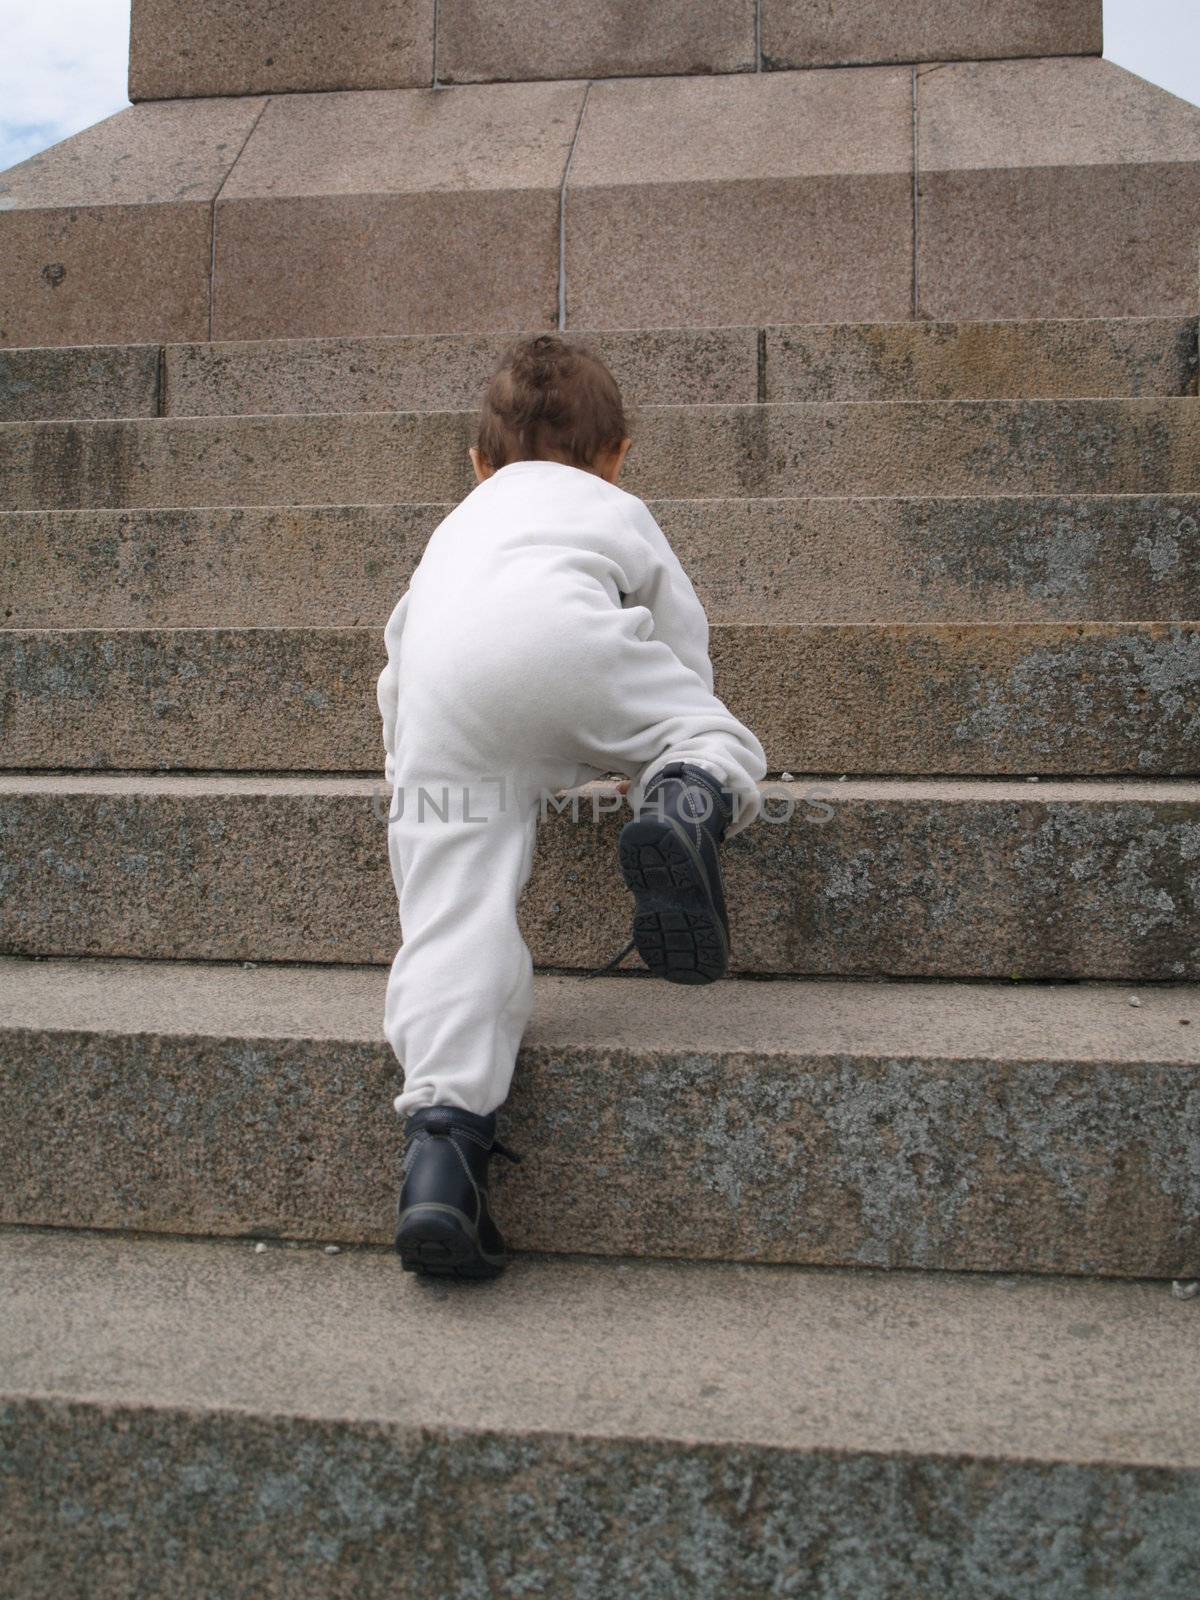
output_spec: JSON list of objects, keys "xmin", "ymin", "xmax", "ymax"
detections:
[
  {"xmin": 395, "ymin": 1105, "xmax": 521, "ymax": 1280},
  {"xmin": 615, "ymin": 761, "xmax": 733, "ymax": 985}
]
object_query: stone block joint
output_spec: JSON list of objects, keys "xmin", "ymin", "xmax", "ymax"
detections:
[
  {"xmin": 558, "ymin": 82, "xmax": 592, "ymax": 331},
  {"xmin": 912, "ymin": 64, "xmax": 921, "ymax": 319},
  {"xmin": 207, "ymin": 96, "xmax": 271, "ymax": 342}
]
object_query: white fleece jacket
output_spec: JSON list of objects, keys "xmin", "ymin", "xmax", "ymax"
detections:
[{"xmin": 376, "ymin": 458, "xmax": 717, "ymax": 787}]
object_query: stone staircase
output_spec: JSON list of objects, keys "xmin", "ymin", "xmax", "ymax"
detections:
[
  {"xmin": 2, "ymin": 1, "xmax": 1200, "ymax": 1591},
  {"xmin": 3, "ymin": 310, "xmax": 1199, "ymax": 1594}
]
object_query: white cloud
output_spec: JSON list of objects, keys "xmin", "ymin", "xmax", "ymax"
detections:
[
  {"xmin": 0, "ymin": 0, "xmax": 1196, "ymax": 177},
  {"xmin": 0, "ymin": 0, "xmax": 131, "ymax": 172}
]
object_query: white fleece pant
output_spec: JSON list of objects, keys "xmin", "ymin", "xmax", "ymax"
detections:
[{"xmin": 384, "ymin": 570, "xmax": 766, "ymax": 1119}]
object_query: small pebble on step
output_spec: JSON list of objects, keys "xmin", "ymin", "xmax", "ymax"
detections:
[
  {"xmin": 324, "ymin": 1245, "xmax": 341, "ymax": 1255},
  {"xmin": 253, "ymin": 1241, "xmax": 268, "ymax": 1253},
  {"xmin": 1128, "ymin": 998, "xmax": 1143, "ymax": 1008},
  {"xmin": 1171, "ymin": 1281, "xmax": 1199, "ymax": 1300}
]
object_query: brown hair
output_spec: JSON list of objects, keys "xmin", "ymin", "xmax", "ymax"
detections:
[{"xmin": 475, "ymin": 333, "xmax": 627, "ymax": 471}]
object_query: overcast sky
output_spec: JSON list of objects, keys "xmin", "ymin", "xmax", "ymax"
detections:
[{"xmin": 0, "ymin": 0, "xmax": 1197, "ymax": 173}]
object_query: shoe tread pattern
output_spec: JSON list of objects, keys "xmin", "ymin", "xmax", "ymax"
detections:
[
  {"xmin": 396, "ymin": 1206, "xmax": 505, "ymax": 1279},
  {"xmin": 618, "ymin": 827, "xmax": 729, "ymax": 985}
]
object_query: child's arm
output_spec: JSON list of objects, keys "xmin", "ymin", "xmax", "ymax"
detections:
[
  {"xmin": 376, "ymin": 590, "xmax": 410, "ymax": 787},
  {"xmin": 622, "ymin": 500, "xmax": 715, "ymax": 691}
]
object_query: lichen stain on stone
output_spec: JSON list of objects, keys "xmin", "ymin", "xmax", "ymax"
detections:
[
  {"xmin": 619, "ymin": 1062, "xmax": 800, "ymax": 1219},
  {"xmin": 1020, "ymin": 515, "xmax": 1106, "ymax": 604},
  {"xmin": 7, "ymin": 1399, "xmax": 1200, "ymax": 1594},
  {"xmin": 1017, "ymin": 806, "xmax": 1197, "ymax": 948},
  {"xmin": 948, "ymin": 629, "xmax": 1200, "ymax": 765},
  {"xmin": 5, "ymin": 638, "xmax": 104, "ymax": 706},
  {"xmin": 1134, "ymin": 519, "xmax": 1189, "ymax": 580},
  {"xmin": 593, "ymin": 1048, "xmax": 1200, "ymax": 1270},
  {"xmin": 980, "ymin": 1064, "xmax": 1200, "ymax": 1219},
  {"xmin": 811, "ymin": 820, "xmax": 968, "ymax": 933},
  {"xmin": 814, "ymin": 1059, "xmax": 984, "ymax": 1267},
  {"xmin": 823, "ymin": 856, "xmax": 875, "ymax": 904},
  {"xmin": 909, "ymin": 499, "xmax": 1200, "ymax": 621},
  {"xmin": 34, "ymin": 845, "xmax": 86, "ymax": 888}
]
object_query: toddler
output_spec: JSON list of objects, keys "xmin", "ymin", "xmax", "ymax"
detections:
[{"xmin": 377, "ymin": 334, "xmax": 767, "ymax": 1278}]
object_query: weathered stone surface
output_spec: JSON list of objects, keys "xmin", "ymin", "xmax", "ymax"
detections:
[
  {"xmin": 917, "ymin": 58, "xmax": 1200, "ymax": 319},
  {"xmin": 10, "ymin": 315, "xmax": 1186, "ymax": 422},
  {"xmin": 10, "ymin": 1397, "xmax": 1192, "ymax": 1600},
  {"xmin": 0, "ymin": 412, "xmax": 475, "ymax": 508},
  {"xmin": 0, "ymin": 628, "xmax": 379, "ymax": 772},
  {"xmin": 708, "ymin": 621, "xmax": 1200, "ymax": 776},
  {"xmin": 0, "ymin": 505, "xmax": 443, "ymax": 628},
  {"xmin": 211, "ymin": 82, "xmax": 586, "ymax": 338},
  {"xmin": 657, "ymin": 496, "xmax": 1200, "ymax": 625},
  {"xmin": 2, "ymin": 1232, "xmax": 1199, "ymax": 1599},
  {"xmin": 0, "ymin": 774, "xmax": 1195, "ymax": 979},
  {"xmin": 129, "ymin": 0, "xmax": 434, "ymax": 99},
  {"xmin": 0, "ymin": 344, "xmax": 160, "ymax": 423},
  {"xmin": 163, "ymin": 325, "xmax": 759, "ymax": 414},
  {"xmin": 0, "ymin": 205, "xmax": 216, "ymax": 350},
  {"xmin": 2, "ymin": 957, "xmax": 1196, "ymax": 1275},
  {"xmin": 764, "ymin": 317, "xmax": 1199, "ymax": 401},
  {"xmin": 215, "ymin": 191, "xmax": 561, "ymax": 341},
  {"xmin": 6, "ymin": 56, "xmax": 1198, "ymax": 347},
  {"xmin": 0, "ymin": 99, "xmax": 270, "ymax": 209},
  {"xmin": 4, "ymin": 622, "xmax": 1196, "ymax": 776},
  {"xmin": 5, "ymin": 399, "xmax": 1198, "ymax": 510},
  {"xmin": 7, "ymin": 497, "xmax": 1198, "ymax": 630},
  {"xmin": 438, "ymin": 0, "xmax": 755, "ymax": 84},
  {"xmin": 565, "ymin": 68, "xmax": 913, "ymax": 327},
  {"xmin": 920, "ymin": 56, "xmax": 1200, "ymax": 177},
  {"xmin": 0, "ymin": 99, "xmax": 268, "ymax": 349},
  {"xmin": 762, "ymin": 0, "xmax": 1101, "ymax": 69}
]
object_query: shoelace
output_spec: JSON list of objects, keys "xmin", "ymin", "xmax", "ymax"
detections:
[
  {"xmin": 407, "ymin": 1127, "xmax": 524, "ymax": 1166},
  {"xmin": 583, "ymin": 935, "xmax": 638, "ymax": 979}
]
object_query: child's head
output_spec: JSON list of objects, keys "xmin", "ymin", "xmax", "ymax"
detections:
[{"xmin": 470, "ymin": 333, "xmax": 632, "ymax": 485}]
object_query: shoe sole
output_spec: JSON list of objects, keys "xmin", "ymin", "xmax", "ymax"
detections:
[
  {"xmin": 395, "ymin": 1203, "xmax": 506, "ymax": 1280},
  {"xmin": 618, "ymin": 816, "xmax": 730, "ymax": 985}
]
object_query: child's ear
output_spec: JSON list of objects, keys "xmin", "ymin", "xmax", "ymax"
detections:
[
  {"xmin": 600, "ymin": 437, "xmax": 634, "ymax": 485},
  {"xmin": 468, "ymin": 446, "xmax": 494, "ymax": 483}
]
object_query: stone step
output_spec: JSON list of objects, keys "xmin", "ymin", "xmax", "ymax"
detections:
[
  {"xmin": 0, "ymin": 96, "xmax": 270, "ymax": 349},
  {"xmin": 7, "ymin": 496, "xmax": 1199, "ymax": 628},
  {"xmin": 0, "ymin": 774, "xmax": 1195, "ymax": 980},
  {"xmin": 0, "ymin": 343, "xmax": 161, "ymax": 424},
  {"xmin": 4, "ymin": 316, "xmax": 1195, "ymax": 422},
  {"xmin": 127, "ymin": 0, "xmax": 1103, "ymax": 99},
  {"xmin": 4, "ymin": 622, "xmax": 1197, "ymax": 778},
  {"xmin": 761, "ymin": 0, "xmax": 1102, "ymax": 74},
  {"xmin": 3, "ymin": 956, "xmax": 1196, "ymax": 1276},
  {"xmin": 3, "ymin": 399, "xmax": 1197, "ymax": 510},
  {"xmin": 3, "ymin": 1229, "xmax": 1198, "ymax": 1598},
  {"xmin": 915, "ymin": 58, "xmax": 1200, "ymax": 322},
  {"xmin": 4, "ymin": 60, "xmax": 1199, "ymax": 348},
  {"xmin": 759, "ymin": 315, "xmax": 1198, "ymax": 406}
]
